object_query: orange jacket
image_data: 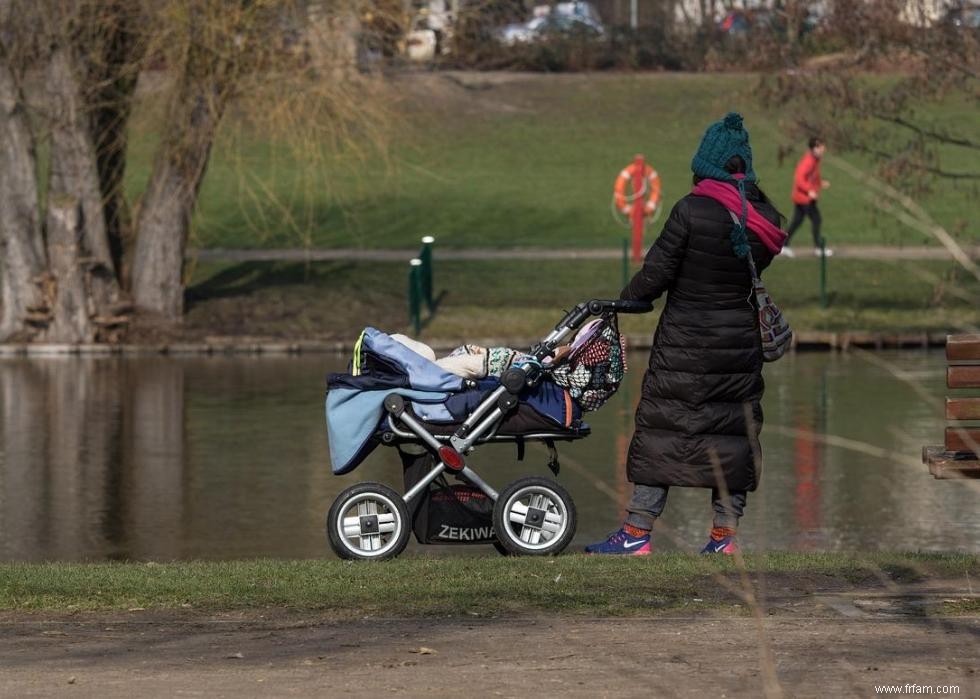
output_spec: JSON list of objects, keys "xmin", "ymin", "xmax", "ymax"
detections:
[{"xmin": 791, "ymin": 151, "xmax": 822, "ymax": 206}]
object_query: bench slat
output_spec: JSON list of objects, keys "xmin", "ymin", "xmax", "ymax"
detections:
[
  {"xmin": 945, "ymin": 427, "xmax": 980, "ymax": 453},
  {"xmin": 923, "ymin": 445, "xmax": 980, "ymax": 479},
  {"xmin": 946, "ymin": 398, "xmax": 980, "ymax": 420},
  {"xmin": 946, "ymin": 334, "xmax": 980, "ymax": 361},
  {"xmin": 947, "ymin": 366, "xmax": 980, "ymax": 389}
]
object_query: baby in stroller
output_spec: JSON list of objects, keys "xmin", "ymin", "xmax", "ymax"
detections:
[{"xmin": 324, "ymin": 298, "xmax": 652, "ymax": 560}]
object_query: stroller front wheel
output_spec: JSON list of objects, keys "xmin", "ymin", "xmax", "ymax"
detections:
[
  {"xmin": 326, "ymin": 482, "xmax": 411, "ymax": 560},
  {"xmin": 492, "ymin": 477, "xmax": 577, "ymax": 556}
]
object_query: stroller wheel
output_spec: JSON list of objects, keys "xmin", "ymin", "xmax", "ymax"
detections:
[
  {"xmin": 492, "ymin": 477, "xmax": 577, "ymax": 556},
  {"xmin": 326, "ymin": 482, "xmax": 411, "ymax": 561}
]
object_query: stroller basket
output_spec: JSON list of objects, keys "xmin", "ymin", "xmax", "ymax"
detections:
[{"xmin": 324, "ymin": 298, "xmax": 653, "ymax": 560}]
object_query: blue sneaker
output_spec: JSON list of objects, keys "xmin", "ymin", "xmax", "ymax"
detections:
[
  {"xmin": 700, "ymin": 535, "xmax": 739, "ymax": 555},
  {"xmin": 584, "ymin": 528, "xmax": 651, "ymax": 555}
]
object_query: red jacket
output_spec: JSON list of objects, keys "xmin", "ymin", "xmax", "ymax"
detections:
[{"xmin": 792, "ymin": 151, "xmax": 822, "ymax": 205}]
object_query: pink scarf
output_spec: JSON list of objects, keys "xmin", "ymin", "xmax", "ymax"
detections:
[{"xmin": 691, "ymin": 179, "xmax": 787, "ymax": 254}]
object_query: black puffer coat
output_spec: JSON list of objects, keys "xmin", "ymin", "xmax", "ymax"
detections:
[{"xmin": 621, "ymin": 186, "xmax": 778, "ymax": 492}]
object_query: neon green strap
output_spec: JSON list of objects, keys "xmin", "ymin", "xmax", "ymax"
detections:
[{"xmin": 352, "ymin": 330, "xmax": 365, "ymax": 376}]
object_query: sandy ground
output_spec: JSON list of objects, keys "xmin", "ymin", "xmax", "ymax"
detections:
[{"xmin": 2, "ymin": 584, "xmax": 978, "ymax": 698}]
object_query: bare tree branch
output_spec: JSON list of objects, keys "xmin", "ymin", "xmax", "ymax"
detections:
[
  {"xmin": 827, "ymin": 155, "xmax": 980, "ymax": 284},
  {"xmin": 871, "ymin": 113, "xmax": 980, "ymax": 151},
  {"xmin": 851, "ymin": 144, "xmax": 980, "ymax": 180}
]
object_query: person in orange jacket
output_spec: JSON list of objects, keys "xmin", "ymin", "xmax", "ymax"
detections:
[{"xmin": 785, "ymin": 137, "xmax": 831, "ymax": 257}]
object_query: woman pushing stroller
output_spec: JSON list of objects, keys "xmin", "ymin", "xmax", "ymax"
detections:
[{"xmin": 586, "ymin": 113, "xmax": 787, "ymax": 556}]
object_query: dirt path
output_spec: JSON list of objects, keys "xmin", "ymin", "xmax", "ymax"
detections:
[{"xmin": 2, "ymin": 587, "xmax": 977, "ymax": 698}]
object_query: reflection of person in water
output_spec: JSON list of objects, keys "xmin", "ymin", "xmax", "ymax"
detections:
[{"xmin": 793, "ymin": 409, "xmax": 823, "ymax": 551}]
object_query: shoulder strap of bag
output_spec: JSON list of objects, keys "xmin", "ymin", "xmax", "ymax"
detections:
[{"xmin": 726, "ymin": 210, "xmax": 763, "ymax": 283}]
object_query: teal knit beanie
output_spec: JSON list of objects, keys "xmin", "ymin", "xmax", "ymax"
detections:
[{"xmin": 690, "ymin": 112, "xmax": 756, "ymax": 184}]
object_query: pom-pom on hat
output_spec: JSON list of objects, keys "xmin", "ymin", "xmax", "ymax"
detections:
[{"xmin": 691, "ymin": 112, "xmax": 756, "ymax": 183}]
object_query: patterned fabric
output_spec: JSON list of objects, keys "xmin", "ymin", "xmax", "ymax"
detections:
[
  {"xmin": 753, "ymin": 277, "xmax": 792, "ymax": 362},
  {"xmin": 446, "ymin": 345, "xmax": 533, "ymax": 378},
  {"xmin": 548, "ymin": 317, "xmax": 626, "ymax": 412}
]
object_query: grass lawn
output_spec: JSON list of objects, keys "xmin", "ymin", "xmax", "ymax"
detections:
[
  {"xmin": 1, "ymin": 553, "xmax": 975, "ymax": 615},
  {"xmin": 181, "ymin": 257, "xmax": 980, "ymax": 342},
  {"xmin": 126, "ymin": 73, "xmax": 978, "ymax": 251}
]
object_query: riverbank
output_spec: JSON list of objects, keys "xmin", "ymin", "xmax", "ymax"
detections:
[
  {"xmin": 0, "ymin": 330, "xmax": 957, "ymax": 356},
  {"xmin": 2, "ymin": 554, "xmax": 977, "ymax": 697},
  {"xmin": 1, "ymin": 553, "xmax": 976, "ymax": 614},
  {"xmin": 3, "ymin": 257, "xmax": 974, "ymax": 351}
]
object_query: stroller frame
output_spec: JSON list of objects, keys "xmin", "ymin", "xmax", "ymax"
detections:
[{"xmin": 326, "ymin": 298, "xmax": 652, "ymax": 559}]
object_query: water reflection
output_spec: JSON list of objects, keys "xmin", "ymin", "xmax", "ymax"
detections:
[{"xmin": 0, "ymin": 351, "xmax": 976, "ymax": 562}]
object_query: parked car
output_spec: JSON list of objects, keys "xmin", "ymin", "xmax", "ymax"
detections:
[
  {"xmin": 942, "ymin": 3, "xmax": 980, "ymax": 28},
  {"xmin": 496, "ymin": 2, "xmax": 604, "ymax": 46},
  {"xmin": 717, "ymin": 7, "xmax": 823, "ymax": 38}
]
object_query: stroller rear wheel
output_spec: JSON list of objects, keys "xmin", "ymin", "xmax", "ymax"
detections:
[
  {"xmin": 327, "ymin": 482, "xmax": 411, "ymax": 560},
  {"xmin": 492, "ymin": 477, "xmax": 576, "ymax": 556}
]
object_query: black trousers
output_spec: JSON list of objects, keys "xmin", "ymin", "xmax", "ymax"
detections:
[{"xmin": 786, "ymin": 202, "xmax": 823, "ymax": 247}]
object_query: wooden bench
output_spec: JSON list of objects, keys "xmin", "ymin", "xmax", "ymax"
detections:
[{"xmin": 923, "ymin": 334, "xmax": 980, "ymax": 479}]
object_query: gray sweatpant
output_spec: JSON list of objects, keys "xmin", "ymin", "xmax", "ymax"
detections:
[{"xmin": 625, "ymin": 484, "xmax": 746, "ymax": 530}]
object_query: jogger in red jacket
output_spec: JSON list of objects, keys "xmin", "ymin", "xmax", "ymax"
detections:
[{"xmin": 785, "ymin": 137, "xmax": 831, "ymax": 257}]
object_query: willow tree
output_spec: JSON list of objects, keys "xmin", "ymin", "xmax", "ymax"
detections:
[{"xmin": 0, "ymin": 0, "xmax": 382, "ymax": 342}]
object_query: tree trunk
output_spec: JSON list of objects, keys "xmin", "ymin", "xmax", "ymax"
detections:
[
  {"xmin": 43, "ymin": 196, "xmax": 95, "ymax": 343},
  {"xmin": 131, "ymin": 42, "xmax": 232, "ymax": 320},
  {"xmin": 0, "ymin": 61, "xmax": 47, "ymax": 341},
  {"xmin": 45, "ymin": 45, "xmax": 122, "ymax": 314},
  {"xmin": 83, "ymin": 0, "xmax": 143, "ymax": 281}
]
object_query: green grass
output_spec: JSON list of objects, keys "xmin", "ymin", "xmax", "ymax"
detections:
[
  {"xmin": 126, "ymin": 73, "xmax": 978, "ymax": 251},
  {"xmin": 182, "ymin": 257, "xmax": 980, "ymax": 341},
  {"xmin": 1, "ymin": 553, "xmax": 975, "ymax": 615},
  {"xmin": 942, "ymin": 599, "xmax": 980, "ymax": 616}
]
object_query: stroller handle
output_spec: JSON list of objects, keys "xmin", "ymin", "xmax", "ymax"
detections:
[
  {"xmin": 530, "ymin": 298, "xmax": 653, "ymax": 361},
  {"xmin": 587, "ymin": 299, "xmax": 654, "ymax": 315},
  {"xmin": 555, "ymin": 298, "xmax": 653, "ymax": 333}
]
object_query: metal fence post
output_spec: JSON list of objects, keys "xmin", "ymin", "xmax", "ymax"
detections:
[
  {"xmin": 420, "ymin": 236, "xmax": 434, "ymax": 311},
  {"xmin": 819, "ymin": 241, "xmax": 828, "ymax": 309},
  {"xmin": 622, "ymin": 237, "xmax": 629, "ymax": 289},
  {"xmin": 409, "ymin": 258, "xmax": 423, "ymax": 335}
]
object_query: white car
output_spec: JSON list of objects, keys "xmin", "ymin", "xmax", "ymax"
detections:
[{"xmin": 497, "ymin": 2, "xmax": 605, "ymax": 46}]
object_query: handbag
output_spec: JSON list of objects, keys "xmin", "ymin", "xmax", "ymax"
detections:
[
  {"xmin": 745, "ymin": 252, "xmax": 793, "ymax": 362},
  {"xmin": 727, "ymin": 209, "xmax": 792, "ymax": 361}
]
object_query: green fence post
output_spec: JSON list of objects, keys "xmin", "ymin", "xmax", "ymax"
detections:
[
  {"xmin": 409, "ymin": 258, "xmax": 422, "ymax": 335},
  {"xmin": 420, "ymin": 236, "xmax": 434, "ymax": 311},
  {"xmin": 819, "ymin": 240, "xmax": 828, "ymax": 309},
  {"xmin": 622, "ymin": 237, "xmax": 629, "ymax": 289}
]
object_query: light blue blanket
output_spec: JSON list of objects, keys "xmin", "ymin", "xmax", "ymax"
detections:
[{"xmin": 326, "ymin": 387, "xmax": 448, "ymax": 475}]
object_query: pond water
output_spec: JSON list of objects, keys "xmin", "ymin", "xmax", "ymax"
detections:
[{"xmin": 0, "ymin": 350, "xmax": 976, "ymax": 562}]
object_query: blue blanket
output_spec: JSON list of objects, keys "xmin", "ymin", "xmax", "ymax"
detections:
[{"xmin": 326, "ymin": 387, "xmax": 448, "ymax": 475}]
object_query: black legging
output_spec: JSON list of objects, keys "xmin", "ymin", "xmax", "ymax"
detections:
[{"xmin": 786, "ymin": 202, "xmax": 824, "ymax": 247}]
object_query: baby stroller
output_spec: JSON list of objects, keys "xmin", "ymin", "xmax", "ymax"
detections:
[{"xmin": 324, "ymin": 298, "xmax": 652, "ymax": 560}]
